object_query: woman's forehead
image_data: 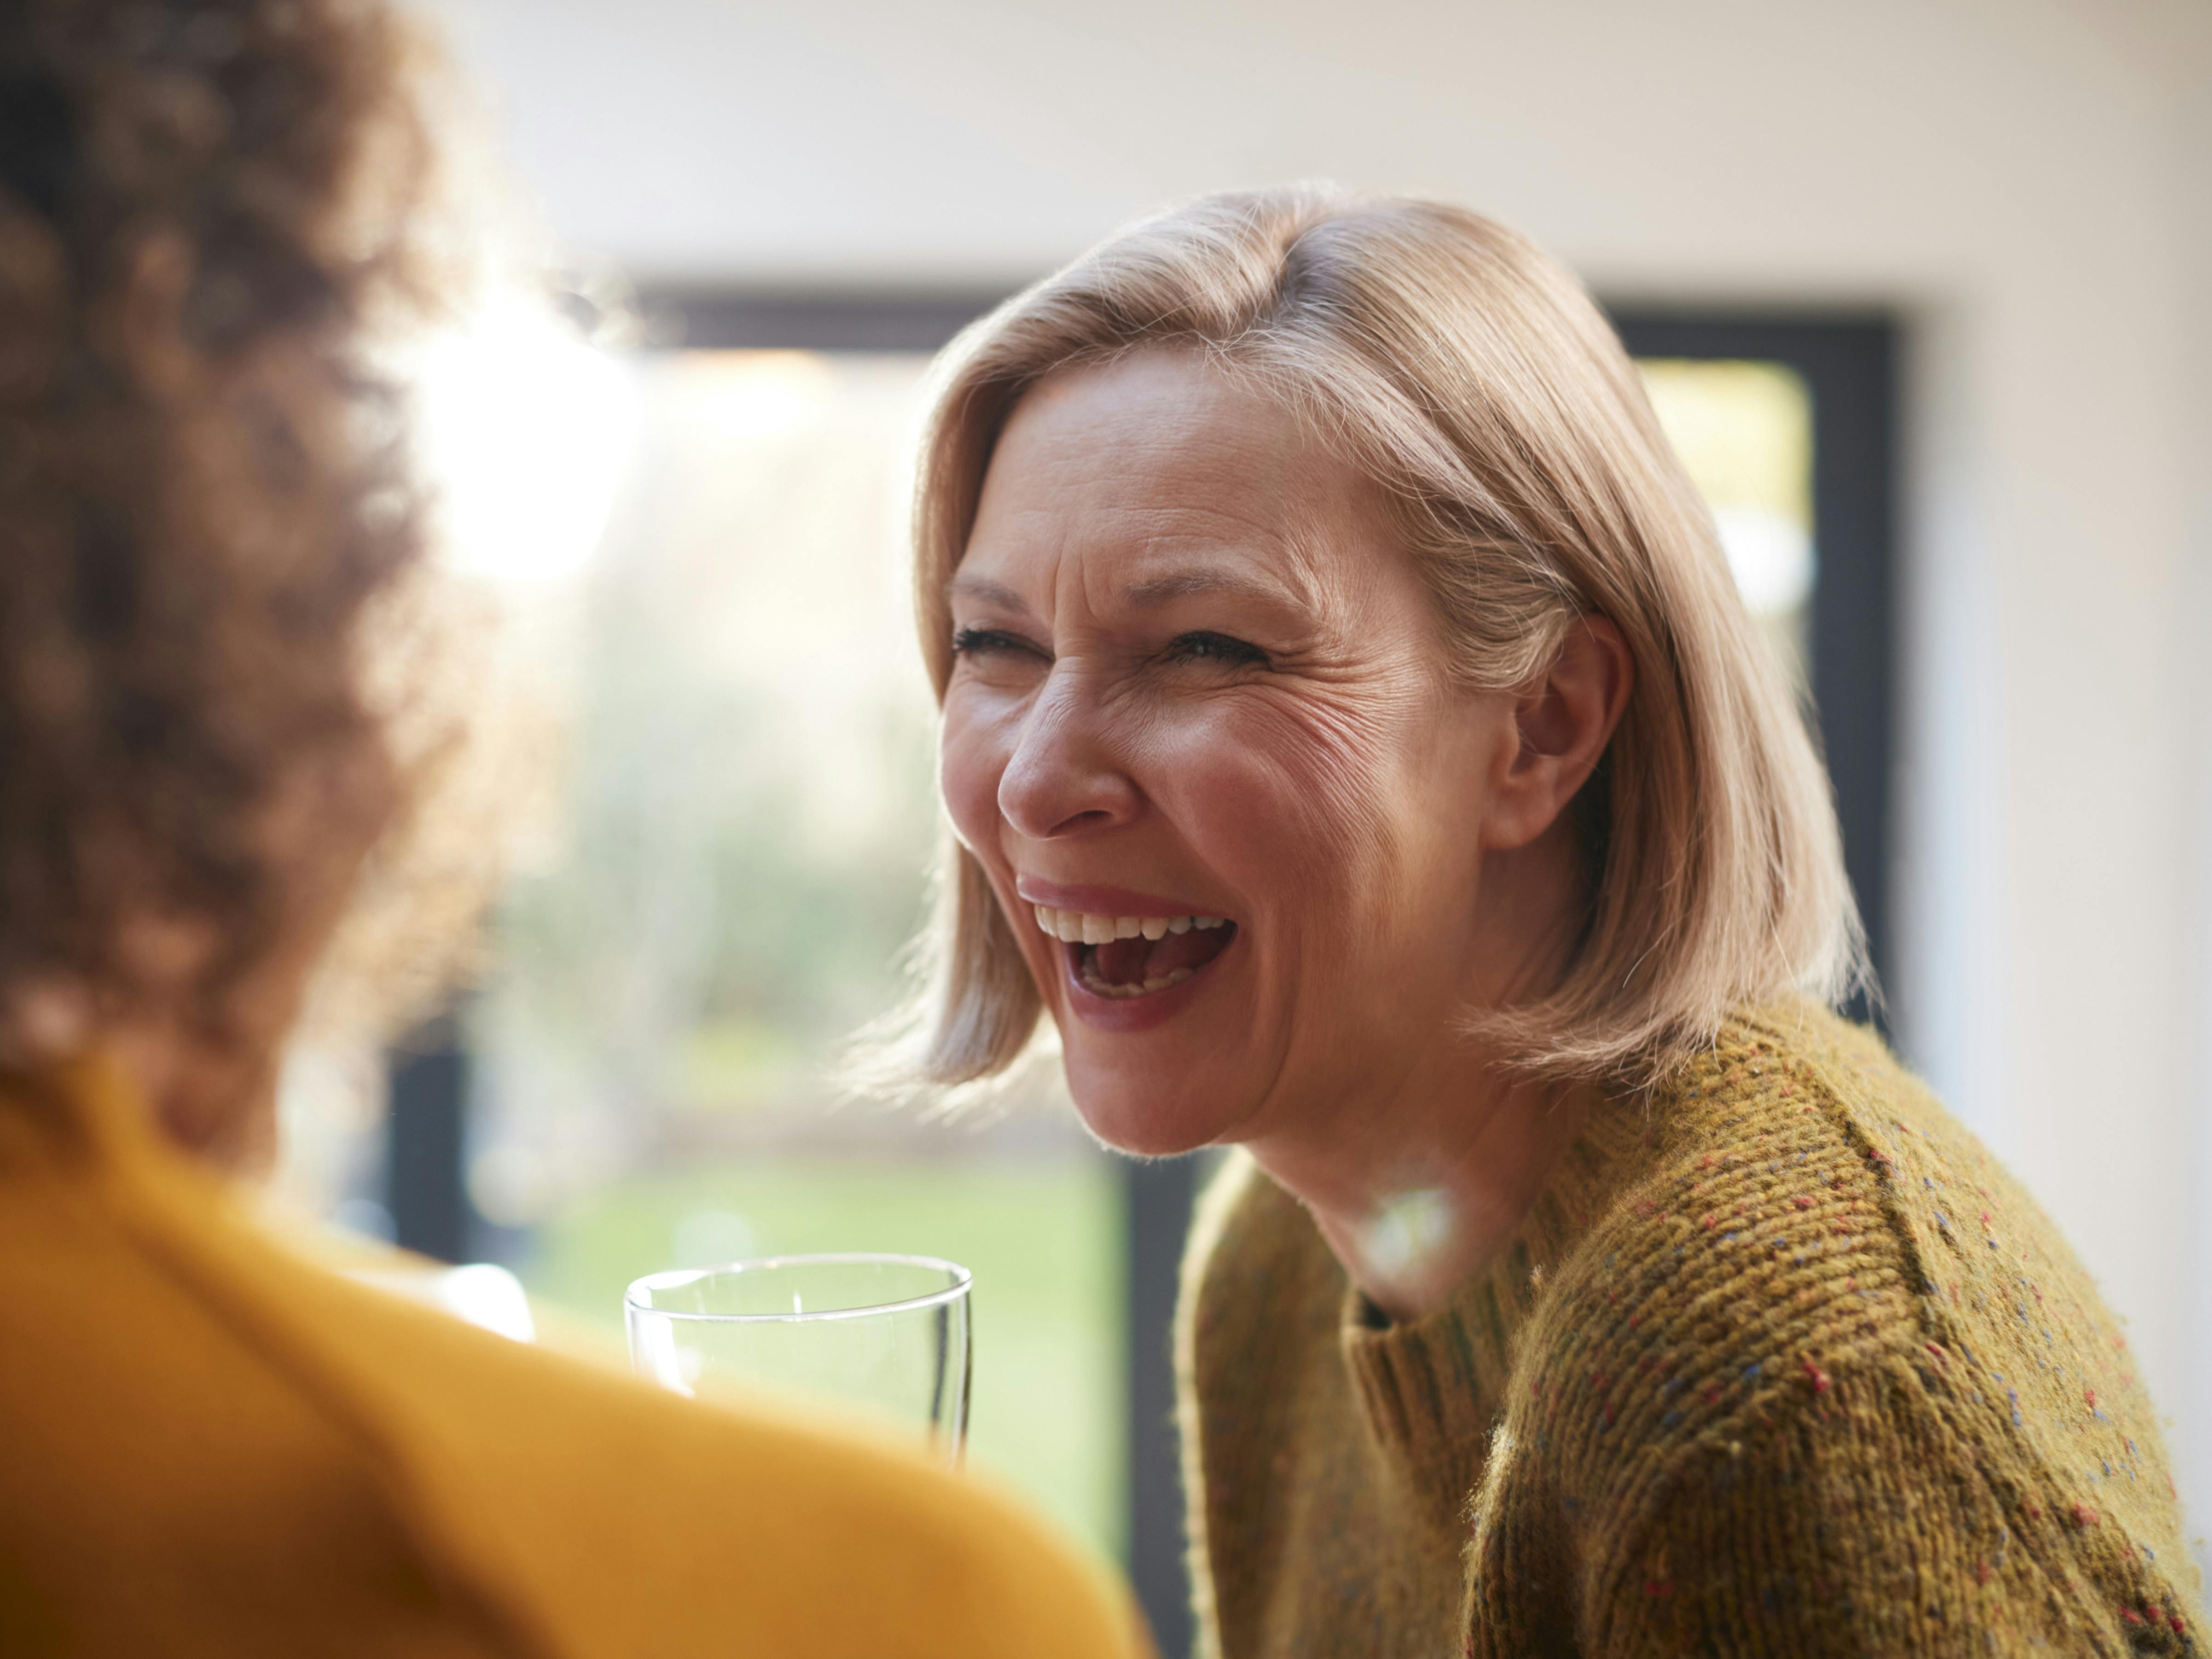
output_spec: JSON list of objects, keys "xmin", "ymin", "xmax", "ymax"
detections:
[
  {"xmin": 1004, "ymin": 349, "xmax": 1308, "ymax": 476},
  {"xmin": 961, "ymin": 354, "xmax": 1382, "ymax": 610}
]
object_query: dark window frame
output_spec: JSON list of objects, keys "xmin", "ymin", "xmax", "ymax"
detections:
[{"xmin": 383, "ymin": 290, "xmax": 1898, "ymax": 1659}]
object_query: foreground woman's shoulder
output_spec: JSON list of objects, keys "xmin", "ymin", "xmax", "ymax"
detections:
[
  {"xmin": 0, "ymin": 1073, "xmax": 1155, "ymax": 1659},
  {"xmin": 1482, "ymin": 1001, "xmax": 2204, "ymax": 1654}
]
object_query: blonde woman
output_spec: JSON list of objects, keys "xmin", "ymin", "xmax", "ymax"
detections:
[
  {"xmin": 892, "ymin": 187, "xmax": 2203, "ymax": 1655},
  {"xmin": 0, "ymin": 3, "xmax": 1150, "ymax": 1654}
]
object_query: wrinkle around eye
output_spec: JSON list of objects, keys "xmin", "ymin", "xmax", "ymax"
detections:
[{"xmin": 950, "ymin": 624, "xmax": 1053, "ymax": 666}]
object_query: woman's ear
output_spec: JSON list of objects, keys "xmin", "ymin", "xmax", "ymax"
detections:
[{"xmin": 1481, "ymin": 616, "xmax": 1632, "ymax": 851}]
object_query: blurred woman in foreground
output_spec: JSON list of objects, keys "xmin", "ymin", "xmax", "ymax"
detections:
[{"xmin": 0, "ymin": 3, "xmax": 1146, "ymax": 1654}]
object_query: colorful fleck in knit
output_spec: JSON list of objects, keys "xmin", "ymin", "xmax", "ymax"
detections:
[{"xmin": 1175, "ymin": 1001, "xmax": 2204, "ymax": 1656}]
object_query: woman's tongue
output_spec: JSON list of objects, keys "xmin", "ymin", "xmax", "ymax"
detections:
[{"xmin": 1091, "ymin": 924, "xmax": 1235, "ymax": 987}]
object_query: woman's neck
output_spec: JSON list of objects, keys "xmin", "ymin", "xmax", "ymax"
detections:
[
  {"xmin": 1242, "ymin": 825, "xmax": 1600, "ymax": 1322},
  {"xmin": 1246, "ymin": 1053, "xmax": 1597, "ymax": 1323}
]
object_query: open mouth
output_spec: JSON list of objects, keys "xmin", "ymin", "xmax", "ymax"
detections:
[{"xmin": 1030, "ymin": 905, "xmax": 1239, "ymax": 1001}]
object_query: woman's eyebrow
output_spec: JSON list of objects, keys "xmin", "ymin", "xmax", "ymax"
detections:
[
  {"xmin": 1122, "ymin": 568, "xmax": 1305, "ymax": 611},
  {"xmin": 949, "ymin": 566, "xmax": 1311, "ymax": 616},
  {"xmin": 946, "ymin": 574, "xmax": 1033, "ymax": 614}
]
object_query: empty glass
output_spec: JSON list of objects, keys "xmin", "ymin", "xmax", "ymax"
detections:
[{"xmin": 624, "ymin": 1253, "xmax": 972, "ymax": 1463}]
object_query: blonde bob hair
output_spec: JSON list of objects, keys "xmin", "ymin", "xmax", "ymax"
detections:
[{"xmin": 884, "ymin": 185, "xmax": 1864, "ymax": 1098}]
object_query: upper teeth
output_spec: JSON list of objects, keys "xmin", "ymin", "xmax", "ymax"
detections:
[{"xmin": 1031, "ymin": 907, "xmax": 1228, "ymax": 944}]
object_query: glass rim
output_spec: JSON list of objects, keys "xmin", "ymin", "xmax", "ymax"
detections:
[{"xmin": 623, "ymin": 1251, "xmax": 973, "ymax": 1325}]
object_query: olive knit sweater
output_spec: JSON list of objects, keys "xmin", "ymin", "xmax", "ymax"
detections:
[{"xmin": 1175, "ymin": 1003, "xmax": 2204, "ymax": 1657}]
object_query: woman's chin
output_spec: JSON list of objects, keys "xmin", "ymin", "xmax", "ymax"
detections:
[{"xmin": 1066, "ymin": 1075, "xmax": 1239, "ymax": 1160}]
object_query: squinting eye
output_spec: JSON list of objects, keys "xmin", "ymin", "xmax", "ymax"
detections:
[
  {"xmin": 1166, "ymin": 631, "xmax": 1269, "ymax": 668},
  {"xmin": 951, "ymin": 626, "xmax": 1044, "ymax": 660}
]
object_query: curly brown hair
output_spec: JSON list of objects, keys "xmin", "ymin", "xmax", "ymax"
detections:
[{"xmin": 0, "ymin": 0, "xmax": 445, "ymax": 1120}]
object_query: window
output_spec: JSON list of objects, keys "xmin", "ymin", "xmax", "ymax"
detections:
[
  {"xmin": 1637, "ymin": 358, "xmax": 1815, "ymax": 687},
  {"xmin": 1614, "ymin": 313, "xmax": 1898, "ymax": 1021}
]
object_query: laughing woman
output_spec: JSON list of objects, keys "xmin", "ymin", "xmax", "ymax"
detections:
[{"xmin": 888, "ymin": 188, "xmax": 2205, "ymax": 1656}]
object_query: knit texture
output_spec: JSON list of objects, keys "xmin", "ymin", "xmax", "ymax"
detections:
[{"xmin": 1175, "ymin": 1002, "xmax": 2204, "ymax": 1657}]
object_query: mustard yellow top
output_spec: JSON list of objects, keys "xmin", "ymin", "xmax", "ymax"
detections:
[
  {"xmin": 0, "ymin": 1056, "xmax": 1152, "ymax": 1659},
  {"xmin": 1179, "ymin": 1002, "xmax": 2204, "ymax": 1657}
]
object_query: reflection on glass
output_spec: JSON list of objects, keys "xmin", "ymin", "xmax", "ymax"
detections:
[{"xmin": 626, "ymin": 1253, "xmax": 973, "ymax": 1464}]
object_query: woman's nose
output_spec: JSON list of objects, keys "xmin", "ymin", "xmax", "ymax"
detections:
[{"xmin": 997, "ymin": 665, "xmax": 1142, "ymax": 840}]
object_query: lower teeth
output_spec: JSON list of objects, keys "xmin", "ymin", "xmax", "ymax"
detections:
[{"xmin": 1079, "ymin": 962, "xmax": 1196, "ymax": 1000}]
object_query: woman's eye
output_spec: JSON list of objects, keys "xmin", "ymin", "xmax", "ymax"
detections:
[
  {"xmin": 951, "ymin": 626, "xmax": 1042, "ymax": 660},
  {"xmin": 1165, "ymin": 632, "xmax": 1269, "ymax": 668}
]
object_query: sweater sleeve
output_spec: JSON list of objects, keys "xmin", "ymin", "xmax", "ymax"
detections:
[{"xmin": 1575, "ymin": 1347, "xmax": 2197, "ymax": 1659}]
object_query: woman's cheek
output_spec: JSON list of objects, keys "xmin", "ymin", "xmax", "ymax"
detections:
[
  {"xmin": 937, "ymin": 692, "xmax": 1010, "ymax": 855},
  {"xmin": 1155, "ymin": 695, "xmax": 1401, "ymax": 886}
]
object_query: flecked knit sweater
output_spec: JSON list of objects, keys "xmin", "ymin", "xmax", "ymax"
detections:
[{"xmin": 1175, "ymin": 1002, "xmax": 2204, "ymax": 1657}]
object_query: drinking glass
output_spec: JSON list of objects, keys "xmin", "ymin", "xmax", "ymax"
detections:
[{"xmin": 624, "ymin": 1253, "xmax": 972, "ymax": 1463}]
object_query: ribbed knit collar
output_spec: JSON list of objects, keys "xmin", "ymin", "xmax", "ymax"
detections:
[{"xmin": 1336, "ymin": 1091, "xmax": 1655, "ymax": 1524}]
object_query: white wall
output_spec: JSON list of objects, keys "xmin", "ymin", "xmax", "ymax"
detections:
[
  {"xmin": 423, "ymin": 0, "xmax": 2212, "ymax": 1540},
  {"xmin": 2177, "ymin": 12, "xmax": 2212, "ymax": 1573}
]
